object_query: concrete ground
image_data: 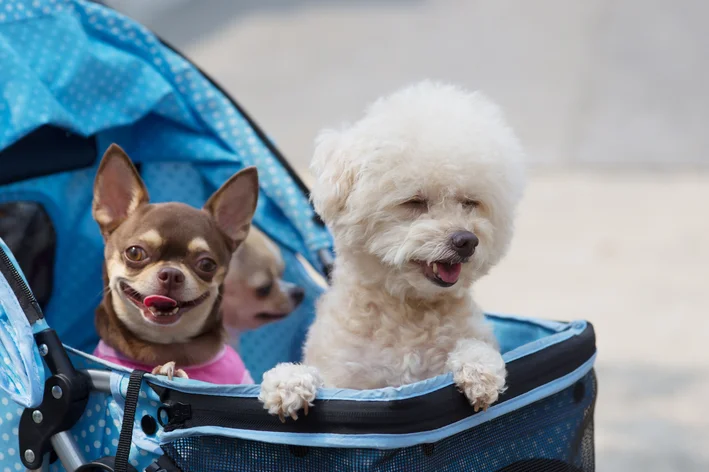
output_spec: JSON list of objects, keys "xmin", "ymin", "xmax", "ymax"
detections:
[
  {"xmin": 103, "ymin": 1, "xmax": 709, "ymax": 470},
  {"xmin": 474, "ymin": 171, "xmax": 709, "ymax": 471}
]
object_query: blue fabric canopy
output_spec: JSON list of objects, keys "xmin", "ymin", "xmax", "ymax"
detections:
[{"xmin": 0, "ymin": 0, "xmax": 332, "ymax": 355}]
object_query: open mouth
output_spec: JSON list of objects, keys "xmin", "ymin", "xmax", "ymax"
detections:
[
  {"xmin": 120, "ymin": 282, "xmax": 210, "ymax": 326},
  {"xmin": 418, "ymin": 260, "xmax": 466, "ymax": 287},
  {"xmin": 255, "ymin": 312, "xmax": 290, "ymax": 321}
]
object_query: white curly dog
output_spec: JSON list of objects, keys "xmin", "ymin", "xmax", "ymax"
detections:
[{"xmin": 259, "ymin": 80, "xmax": 526, "ymax": 422}]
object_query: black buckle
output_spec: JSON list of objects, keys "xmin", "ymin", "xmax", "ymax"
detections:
[{"xmin": 157, "ymin": 402, "xmax": 192, "ymax": 430}]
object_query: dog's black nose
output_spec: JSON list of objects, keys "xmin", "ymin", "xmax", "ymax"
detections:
[
  {"xmin": 290, "ymin": 286, "xmax": 305, "ymax": 306},
  {"xmin": 157, "ymin": 267, "xmax": 185, "ymax": 289},
  {"xmin": 450, "ymin": 231, "xmax": 479, "ymax": 258}
]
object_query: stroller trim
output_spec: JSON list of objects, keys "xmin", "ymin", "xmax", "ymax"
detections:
[
  {"xmin": 146, "ymin": 322, "xmax": 594, "ymax": 435},
  {"xmin": 95, "ymin": 316, "xmax": 590, "ymax": 402},
  {"xmin": 159, "ymin": 356, "xmax": 596, "ymax": 450}
]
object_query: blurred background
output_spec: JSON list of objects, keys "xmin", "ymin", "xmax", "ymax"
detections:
[{"xmin": 104, "ymin": 1, "xmax": 708, "ymax": 470}]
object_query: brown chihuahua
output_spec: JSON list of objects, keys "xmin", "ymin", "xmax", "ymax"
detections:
[{"xmin": 91, "ymin": 144, "xmax": 258, "ymax": 384}]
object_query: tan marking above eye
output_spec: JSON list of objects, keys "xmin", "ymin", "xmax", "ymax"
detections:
[
  {"xmin": 137, "ymin": 229, "xmax": 164, "ymax": 248},
  {"xmin": 188, "ymin": 237, "xmax": 211, "ymax": 254}
]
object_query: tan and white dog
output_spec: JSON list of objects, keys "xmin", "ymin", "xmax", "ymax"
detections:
[
  {"xmin": 221, "ymin": 226, "xmax": 305, "ymax": 337},
  {"xmin": 259, "ymin": 81, "xmax": 526, "ymax": 421}
]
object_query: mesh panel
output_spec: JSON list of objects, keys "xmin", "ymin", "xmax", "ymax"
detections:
[{"xmin": 162, "ymin": 371, "xmax": 596, "ymax": 472}]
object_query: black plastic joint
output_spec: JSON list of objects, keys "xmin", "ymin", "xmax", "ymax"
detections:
[
  {"xmin": 19, "ymin": 329, "xmax": 90, "ymax": 469},
  {"xmin": 145, "ymin": 455, "xmax": 182, "ymax": 472}
]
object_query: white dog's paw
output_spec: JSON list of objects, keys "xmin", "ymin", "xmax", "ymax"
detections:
[
  {"xmin": 452, "ymin": 362, "xmax": 506, "ymax": 412},
  {"xmin": 447, "ymin": 340, "xmax": 506, "ymax": 412},
  {"xmin": 259, "ymin": 363, "xmax": 324, "ymax": 422},
  {"xmin": 152, "ymin": 361, "xmax": 188, "ymax": 380}
]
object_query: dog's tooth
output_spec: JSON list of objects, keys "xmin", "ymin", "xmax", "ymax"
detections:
[{"xmin": 432, "ymin": 262, "xmax": 439, "ymax": 276}]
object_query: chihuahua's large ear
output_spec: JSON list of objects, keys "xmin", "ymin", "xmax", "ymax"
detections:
[
  {"xmin": 204, "ymin": 166, "xmax": 259, "ymax": 251},
  {"xmin": 309, "ymin": 128, "xmax": 360, "ymax": 224},
  {"xmin": 92, "ymin": 144, "xmax": 149, "ymax": 238}
]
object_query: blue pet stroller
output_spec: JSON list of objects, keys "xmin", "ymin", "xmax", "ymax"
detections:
[{"xmin": 0, "ymin": 1, "xmax": 597, "ymax": 471}]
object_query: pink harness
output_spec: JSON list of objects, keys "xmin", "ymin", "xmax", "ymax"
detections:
[{"xmin": 93, "ymin": 340, "xmax": 254, "ymax": 385}]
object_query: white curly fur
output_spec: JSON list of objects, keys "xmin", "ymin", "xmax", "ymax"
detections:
[
  {"xmin": 260, "ymin": 80, "xmax": 525, "ymax": 420},
  {"xmin": 258, "ymin": 363, "xmax": 324, "ymax": 422}
]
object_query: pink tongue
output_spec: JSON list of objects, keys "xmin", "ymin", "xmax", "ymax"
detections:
[
  {"xmin": 143, "ymin": 295, "xmax": 177, "ymax": 309},
  {"xmin": 437, "ymin": 262, "xmax": 462, "ymax": 284}
]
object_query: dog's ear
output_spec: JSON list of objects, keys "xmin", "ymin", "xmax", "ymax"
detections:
[
  {"xmin": 92, "ymin": 144, "xmax": 149, "ymax": 238},
  {"xmin": 204, "ymin": 166, "xmax": 259, "ymax": 252},
  {"xmin": 309, "ymin": 129, "xmax": 361, "ymax": 223}
]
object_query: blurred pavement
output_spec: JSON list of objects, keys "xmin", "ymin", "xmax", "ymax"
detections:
[
  {"xmin": 109, "ymin": 0, "xmax": 709, "ymax": 170},
  {"xmin": 475, "ymin": 171, "xmax": 709, "ymax": 471},
  {"xmin": 105, "ymin": 1, "xmax": 709, "ymax": 470}
]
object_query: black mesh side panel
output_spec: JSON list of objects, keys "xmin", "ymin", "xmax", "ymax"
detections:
[{"xmin": 162, "ymin": 371, "xmax": 596, "ymax": 472}]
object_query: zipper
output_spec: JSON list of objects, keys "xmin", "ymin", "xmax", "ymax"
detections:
[{"xmin": 0, "ymin": 244, "xmax": 44, "ymax": 323}]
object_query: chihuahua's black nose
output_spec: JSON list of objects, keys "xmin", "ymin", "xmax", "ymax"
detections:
[
  {"xmin": 290, "ymin": 286, "xmax": 305, "ymax": 306},
  {"xmin": 450, "ymin": 231, "xmax": 479, "ymax": 258},
  {"xmin": 157, "ymin": 267, "xmax": 185, "ymax": 289}
]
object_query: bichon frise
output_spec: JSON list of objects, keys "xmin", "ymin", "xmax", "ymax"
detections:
[{"xmin": 259, "ymin": 80, "xmax": 526, "ymax": 421}]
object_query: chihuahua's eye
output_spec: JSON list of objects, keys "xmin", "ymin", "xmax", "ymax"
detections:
[
  {"xmin": 124, "ymin": 246, "xmax": 148, "ymax": 263},
  {"xmin": 197, "ymin": 258, "xmax": 217, "ymax": 273},
  {"xmin": 462, "ymin": 199, "xmax": 480, "ymax": 209},
  {"xmin": 256, "ymin": 282, "xmax": 273, "ymax": 298}
]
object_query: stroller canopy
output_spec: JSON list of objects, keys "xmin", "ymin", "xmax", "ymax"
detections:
[{"xmin": 0, "ymin": 0, "xmax": 332, "ymax": 359}]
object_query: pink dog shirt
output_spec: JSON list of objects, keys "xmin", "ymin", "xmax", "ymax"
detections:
[{"xmin": 93, "ymin": 341, "xmax": 254, "ymax": 385}]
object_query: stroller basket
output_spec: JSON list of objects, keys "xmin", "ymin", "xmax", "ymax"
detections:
[{"xmin": 0, "ymin": 1, "xmax": 598, "ymax": 471}]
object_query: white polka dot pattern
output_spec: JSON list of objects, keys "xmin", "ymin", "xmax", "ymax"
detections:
[
  {"xmin": 0, "ymin": 0, "xmax": 332, "ymax": 355},
  {"xmin": 0, "ymin": 0, "xmax": 332, "ymax": 469}
]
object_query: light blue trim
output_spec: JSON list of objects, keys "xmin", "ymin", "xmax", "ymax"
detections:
[
  {"xmin": 140, "ymin": 319, "xmax": 590, "ymax": 402},
  {"xmin": 502, "ymin": 319, "xmax": 587, "ymax": 363},
  {"xmin": 63, "ymin": 318, "xmax": 590, "ymax": 403},
  {"xmin": 160, "ymin": 354, "xmax": 596, "ymax": 450},
  {"xmin": 31, "ymin": 318, "xmax": 50, "ymax": 334},
  {"xmin": 486, "ymin": 312, "xmax": 571, "ymax": 332}
]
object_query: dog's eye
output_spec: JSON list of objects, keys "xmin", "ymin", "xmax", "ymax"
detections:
[
  {"xmin": 197, "ymin": 258, "xmax": 217, "ymax": 273},
  {"xmin": 256, "ymin": 282, "xmax": 273, "ymax": 298},
  {"xmin": 124, "ymin": 246, "xmax": 148, "ymax": 262},
  {"xmin": 402, "ymin": 197, "xmax": 428, "ymax": 209},
  {"xmin": 462, "ymin": 199, "xmax": 480, "ymax": 209}
]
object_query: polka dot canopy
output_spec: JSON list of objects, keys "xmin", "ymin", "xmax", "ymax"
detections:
[
  {"xmin": 0, "ymin": 1, "xmax": 331, "ymax": 468},
  {"xmin": 0, "ymin": 0, "xmax": 332, "ymax": 352}
]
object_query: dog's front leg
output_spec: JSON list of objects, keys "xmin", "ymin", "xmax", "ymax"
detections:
[
  {"xmin": 259, "ymin": 363, "xmax": 324, "ymax": 422},
  {"xmin": 446, "ymin": 339, "xmax": 507, "ymax": 412},
  {"xmin": 152, "ymin": 361, "xmax": 189, "ymax": 380}
]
